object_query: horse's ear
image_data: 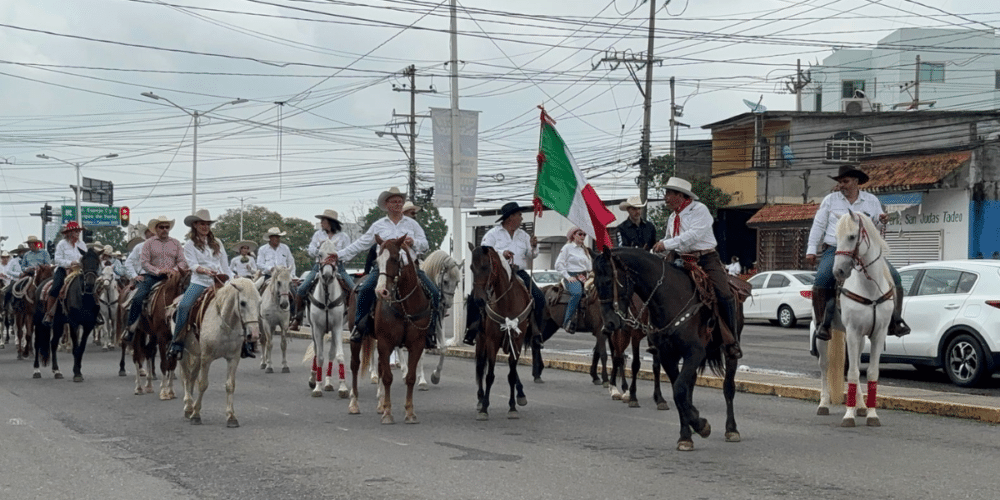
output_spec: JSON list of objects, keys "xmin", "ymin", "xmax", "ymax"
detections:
[
  {"xmin": 585, "ymin": 247, "xmax": 598, "ymax": 260},
  {"xmin": 467, "ymin": 242, "xmax": 475, "ymax": 252},
  {"xmin": 375, "ymin": 235, "xmax": 384, "ymax": 246}
]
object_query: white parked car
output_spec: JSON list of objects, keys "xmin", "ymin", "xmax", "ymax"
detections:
[
  {"xmin": 532, "ymin": 270, "xmax": 563, "ymax": 287},
  {"xmin": 744, "ymin": 270, "xmax": 816, "ymax": 328},
  {"xmin": 808, "ymin": 259, "xmax": 1000, "ymax": 387}
]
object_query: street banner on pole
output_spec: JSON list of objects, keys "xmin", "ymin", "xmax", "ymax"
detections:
[{"xmin": 430, "ymin": 107, "xmax": 479, "ymax": 208}]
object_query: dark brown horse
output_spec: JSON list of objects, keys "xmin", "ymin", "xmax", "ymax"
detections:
[
  {"xmin": 535, "ymin": 284, "xmax": 609, "ymax": 385},
  {"xmin": 349, "ymin": 236, "xmax": 431, "ymax": 424},
  {"xmin": 594, "ymin": 247, "xmax": 742, "ymax": 451},
  {"xmin": 606, "ymin": 295, "xmax": 669, "ymax": 410},
  {"xmin": 129, "ymin": 270, "xmax": 189, "ymax": 398},
  {"xmin": 12, "ymin": 265, "xmax": 53, "ymax": 361},
  {"xmin": 468, "ymin": 245, "xmax": 530, "ymax": 420}
]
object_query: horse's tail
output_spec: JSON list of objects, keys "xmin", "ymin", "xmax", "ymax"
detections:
[
  {"xmin": 360, "ymin": 336, "xmax": 375, "ymax": 374},
  {"xmin": 303, "ymin": 341, "xmax": 315, "ymax": 365},
  {"xmin": 702, "ymin": 343, "xmax": 725, "ymax": 377}
]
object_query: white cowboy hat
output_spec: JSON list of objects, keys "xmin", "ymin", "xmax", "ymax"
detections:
[
  {"xmin": 183, "ymin": 208, "xmax": 215, "ymax": 227},
  {"xmin": 315, "ymin": 209, "xmax": 340, "ymax": 221},
  {"xmin": 130, "ymin": 222, "xmax": 149, "ymax": 239},
  {"xmin": 88, "ymin": 240, "xmax": 104, "ymax": 252},
  {"xmin": 101, "ymin": 246, "xmax": 114, "ymax": 256},
  {"xmin": 265, "ymin": 227, "xmax": 286, "ymax": 238},
  {"xmin": 231, "ymin": 240, "xmax": 257, "ymax": 252},
  {"xmin": 401, "ymin": 201, "xmax": 421, "ymax": 214},
  {"xmin": 25, "ymin": 235, "xmax": 41, "ymax": 244},
  {"xmin": 377, "ymin": 186, "xmax": 407, "ymax": 211},
  {"xmin": 663, "ymin": 177, "xmax": 699, "ymax": 201},
  {"xmin": 112, "ymin": 251, "xmax": 122, "ymax": 258},
  {"xmin": 0, "ymin": 251, "xmax": 10, "ymax": 258},
  {"xmin": 148, "ymin": 216, "xmax": 175, "ymax": 231},
  {"xmin": 618, "ymin": 195, "xmax": 646, "ymax": 211}
]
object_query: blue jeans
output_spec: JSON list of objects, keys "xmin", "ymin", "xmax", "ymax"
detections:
[
  {"xmin": 297, "ymin": 262, "xmax": 354, "ymax": 297},
  {"xmin": 173, "ymin": 283, "xmax": 206, "ymax": 339},
  {"xmin": 49, "ymin": 267, "xmax": 67, "ymax": 297},
  {"xmin": 355, "ymin": 266, "xmax": 440, "ymax": 334},
  {"xmin": 127, "ymin": 275, "xmax": 163, "ymax": 327},
  {"xmin": 563, "ymin": 279, "xmax": 584, "ymax": 326},
  {"xmin": 814, "ymin": 245, "xmax": 904, "ymax": 291}
]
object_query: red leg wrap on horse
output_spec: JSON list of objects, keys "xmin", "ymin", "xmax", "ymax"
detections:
[
  {"xmin": 312, "ymin": 356, "xmax": 317, "ymax": 372},
  {"xmin": 316, "ymin": 366, "xmax": 322, "ymax": 382},
  {"xmin": 866, "ymin": 380, "xmax": 878, "ymax": 408},
  {"xmin": 327, "ymin": 361, "xmax": 333, "ymax": 377},
  {"xmin": 846, "ymin": 383, "xmax": 857, "ymax": 407},
  {"xmin": 339, "ymin": 363, "xmax": 345, "ymax": 380}
]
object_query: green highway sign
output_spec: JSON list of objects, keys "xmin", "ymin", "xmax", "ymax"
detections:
[{"xmin": 60, "ymin": 206, "xmax": 122, "ymax": 227}]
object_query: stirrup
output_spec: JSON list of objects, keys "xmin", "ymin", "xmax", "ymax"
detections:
[
  {"xmin": 725, "ymin": 342, "xmax": 743, "ymax": 360},
  {"xmin": 890, "ymin": 319, "xmax": 911, "ymax": 337},
  {"xmin": 240, "ymin": 342, "xmax": 255, "ymax": 359},
  {"xmin": 815, "ymin": 324, "xmax": 832, "ymax": 342},
  {"xmin": 168, "ymin": 342, "xmax": 184, "ymax": 361}
]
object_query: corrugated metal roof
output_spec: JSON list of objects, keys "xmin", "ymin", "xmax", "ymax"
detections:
[
  {"xmin": 746, "ymin": 204, "xmax": 819, "ymax": 225},
  {"xmin": 862, "ymin": 151, "xmax": 971, "ymax": 193}
]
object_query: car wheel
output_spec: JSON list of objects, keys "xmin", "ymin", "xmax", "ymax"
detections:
[
  {"xmin": 777, "ymin": 305, "xmax": 797, "ymax": 328},
  {"xmin": 944, "ymin": 334, "xmax": 988, "ymax": 387}
]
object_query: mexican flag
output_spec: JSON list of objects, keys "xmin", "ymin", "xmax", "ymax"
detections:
[{"xmin": 534, "ymin": 109, "xmax": 617, "ymax": 250}]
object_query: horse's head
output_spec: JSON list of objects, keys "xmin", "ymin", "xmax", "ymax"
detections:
[
  {"xmin": 33, "ymin": 264, "xmax": 54, "ymax": 286},
  {"xmin": 592, "ymin": 247, "xmax": 633, "ymax": 333},
  {"xmin": 422, "ymin": 250, "xmax": 461, "ymax": 312},
  {"xmin": 468, "ymin": 245, "xmax": 500, "ymax": 308},
  {"xmin": 374, "ymin": 236, "xmax": 415, "ymax": 299},
  {"xmin": 833, "ymin": 210, "xmax": 888, "ymax": 282},
  {"xmin": 271, "ymin": 265, "xmax": 292, "ymax": 310},
  {"xmin": 78, "ymin": 247, "xmax": 101, "ymax": 295},
  {"xmin": 219, "ymin": 278, "xmax": 262, "ymax": 345},
  {"xmin": 317, "ymin": 239, "xmax": 339, "ymax": 280}
]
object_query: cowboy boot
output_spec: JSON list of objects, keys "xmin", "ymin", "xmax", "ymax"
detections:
[
  {"xmin": 463, "ymin": 318, "xmax": 480, "ymax": 346},
  {"xmin": 289, "ymin": 294, "xmax": 304, "ymax": 332},
  {"xmin": 718, "ymin": 296, "xmax": 743, "ymax": 360},
  {"xmin": 425, "ymin": 310, "xmax": 440, "ymax": 350},
  {"xmin": 41, "ymin": 295, "xmax": 57, "ymax": 326},
  {"xmin": 350, "ymin": 312, "xmax": 369, "ymax": 343},
  {"xmin": 812, "ymin": 287, "xmax": 836, "ymax": 341},
  {"xmin": 241, "ymin": 341, "xmax": 256, "ymax": 359},
  {"xmin": 889, "ymin": 289, "xmax": 911, "ymax": 337}
]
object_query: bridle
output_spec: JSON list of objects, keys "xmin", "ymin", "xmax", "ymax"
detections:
[
  {"xmin": 598, "ymin": 250, "xmax": 699, "ymax": 339},
  {"xmin": 834, "ymin": 212, "xmax": 884, "ymax": 283},
  {"xmin": 378, "ymin": 244, "xmax": 431, "ymax": 330},
  {"xmin": 228, "ymin": 282, "xmax": 259, "ymax": 338},
  {"xmin": 474, "ymin": 247, "xmax": 533, "ymax": 359}
]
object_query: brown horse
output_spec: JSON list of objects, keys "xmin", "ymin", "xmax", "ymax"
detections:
[
  {"xmin": 536, "ymin": 284, "xmax": 608, "ymax": 386},
  {"xmin": 468, "ymin": 245, "xmax": 531, "ymax": 420},
  {"xmin": 11, "ymin": 265, "xmax": 53, "ymax": 360},
  {"xmin": 129, "ymin": 270, "xmax": 190, "ymax": 398},
  {"xmin": 606, "ymin": 295, "xmax": 669, "ymax": 410},
  {"xmin": 348, "ymin": 236, "xmax": 431, "ymax": 424}
]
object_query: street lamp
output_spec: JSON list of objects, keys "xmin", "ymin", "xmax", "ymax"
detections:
[
  {"xmin": 36, "ymin": 153, "xmax": 118, "ymax": 225},
  {"xmin": 229, "ymin": 195, "xmax": 256, "ymax": 240},
  {"xmin": 141, "ymin": 92, "xmax": 248, "ymax": 213}
]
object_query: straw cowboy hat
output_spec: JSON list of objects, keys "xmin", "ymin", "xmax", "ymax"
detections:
[
  {"xmin": 101, "ymin": 246, "xmax": 114, "ymax": 256},
  {"xmin": 61, "ymin": 221, "xmax": 84, "ymax": 234},
  {"xmin": 618, "ymin": 195, "xmax": 646, "ymax": 211},
  {"xmin": 315, "ymin": 209, "xmax": 340, "ymax": 222},
  {"xmin": 12, "ymin": 244, "xmax": 28, "ymax": 256},
  {"xmin": 25, "ymin": 235, "xmax": 41, "ymax": 245},
  {"xmin": 126, "ymin": 236, "xmax": 144, "ymax": 252},
  {"xmin": 88, "ymin": 240, "xmax": 103, "ymax": 252},
  {"xmin": 377, "ymin": 186, "xmax": 406, "ymax": 211},
  {"xmin": 148, "ymin": 216, "xmax": 175, "ymax": 231},
  {"xmin": 830, "ymin": 164, "xmax": 870, "ymax": 185},
  {"xmin": 112, "ymin": 250, "xmax": 122, "ymax": 258},
  {"xmin": 662, "ymin": 177, "xmax": 699, "ymax": 201},
  {"xmin": 495, "ymin": 202, "xmax": 530, "ymax": 223},
  {"xmin": 264, "ymin": 227, "xmax": 286, "ymax": 238},
  {"xmin": 231, "ymin": 240, "xmax": 257, "ymax": 252},
  {"xmin": 401, "ymin": 201, "xmax": 421, "ymax": 215},
  {"xmin": 183, "ymin": 208, "xmax": 215, "ymax": 227}
]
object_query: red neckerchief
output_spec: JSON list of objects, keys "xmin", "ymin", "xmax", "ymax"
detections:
[{"xmin": 672, "ymin": 199, "xmax": 693, "ymax": 237}]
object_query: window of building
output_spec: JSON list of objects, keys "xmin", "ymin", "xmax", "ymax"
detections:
[
  {"xmin": 825, "ymin": 131, "xmax": 872, "ymax": 163},
  {"xmin": 814, "ymin": 86, "xmax": 823, "ymax": 111},
  {"xmin": 919, "ymin": 62, "xmax": 945, "ymax": 83},
  {"xmin": 841, "ymin": 80, "xmax": 865, "ymax": 99},
  {"xmin": 995, "ymin": 70, "xmax": 1000, "ymax": 90},
  {"xmin": 753, "ymin": 136, "xmax": 770, "ymax": 169},
  {"xmin": 775, "ymin": 130, "xmax": 792, "ymax": 168}
]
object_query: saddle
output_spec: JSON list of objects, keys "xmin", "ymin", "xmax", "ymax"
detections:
[
  {"xmin": 171, "ymin": 278, "xmax": 229, "ymax": 339},
  {"xmin": 544, "ymin": 276, "xmax": 594, "ymax": 307}
]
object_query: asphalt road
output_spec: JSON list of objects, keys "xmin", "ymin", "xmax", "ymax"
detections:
[{"xmin": 1, "ymin": 335, "xmax": 996, "ymax": 500}]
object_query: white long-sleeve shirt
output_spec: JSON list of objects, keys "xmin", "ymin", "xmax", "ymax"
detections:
[
  {"xmin": 230, "ymin": 255, "xmax": 258, "ymax": 278},
  {"xmin": 54, "ymin": 238, "xmax": 88, "ymax": 269},
  {"xmin": 659, "ymin": 201, "xmax": 717, "ymax": 254},
  {"xmin": 481, "ymin": 226, "xmax": 537, "ymax": 269},
  {"xmin": 256, "ymin": 242, "xmax": 296, "ymax": 277},
  {"xmin": 806, "ymin": 190, "xmax": 884, "ymax": 255},
  {"xmin": 337, "ymin": 216, "xmax": 428, "ymax": 263},
  {"xmin": 555, "ymin": 243, "xmax": 592, "ymax": 280},
  {"xmin": 185, "ymin": 240, "xmax": 232, "ymax": 288},
  {"xmin": 124, "ymin": 242, "xmax": 144, "ymax": 279},
  {"xmin": 307, "ymin": 230, "xmax": 350, "ymax": 261},
  {"xmin": 0, "ymin": 259, "xmax": 22, "ymax": 282}
]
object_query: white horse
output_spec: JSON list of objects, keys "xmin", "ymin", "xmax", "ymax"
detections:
[
  {"xmin": 94, "ymin": 265, "xmax": 120, "ymax": 351},
  {"xmin": 179, "ymin": 278, "xmax": 262, "ymax": 427},
  {"xmin": 818, "ymin": 211, "xmax": 893, "ymax": 427},
  {"xmin": 307, "ymin": 240, "xmax": 348, "ymax": 398},
  {"xmin": 259, "ymin": 265, "xmax": 292, "ymax": 374}
]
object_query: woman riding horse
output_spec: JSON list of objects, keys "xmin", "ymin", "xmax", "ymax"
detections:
[
  {"xmin": 42, "ymin": 221, "xmax": 89, "ymax": 326},
  {"xmin": 555, "ymin": 226, "xmax": 591, "ymax": 334},
  {"xmin": 291, "ymin": 209, "xmax": 354, "ymax": 331}
]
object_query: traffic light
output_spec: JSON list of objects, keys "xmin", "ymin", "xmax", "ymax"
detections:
[
  {"xmin": 120, "ymin": 206, "xmax": 130, "ymax": 227},
  {"xmin": 40, "ymin": 203, "xmax": 53, "ymax": 223},
  {"xmin": 83, "ymin": 229, "xmax": 94, "ymax": 244},
  {"xmin": 46, "ymin": 240, "xmax": 55, "ymax": 257}
]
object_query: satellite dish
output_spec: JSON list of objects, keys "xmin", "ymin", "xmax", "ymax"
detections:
[{"xmin": 743, "ymin": 99, "xmax": 767, "ymax": 114}]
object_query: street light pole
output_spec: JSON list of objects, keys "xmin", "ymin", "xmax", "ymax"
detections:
[
  {"xmin": 36, "ymin": 153, "xmax": 118, "ymax": 225},
  {"xmin": 229, "ymin": 196, "xmax": 256, "ymax": 240},
  {"xmin": 141, "ymin": 92, "xmax": 248, "ymax": 213}
]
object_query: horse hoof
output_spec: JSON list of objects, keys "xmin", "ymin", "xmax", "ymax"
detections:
[
  {"xmin": 817, "ymin": 406, "xmax": 830, "ymax": 416},
  {"xmin": 866, "ymin": 417, "xmax": 881, "ymax": 427},
  {"xmin": 841, "ymin": 418, "xmax": 856, "ymax": 427},
  {"xmin": 338, "ymin": 388, "xmax": 349, "ymax": 399},
  {"xmin": 138, "ymin": 369, "xmax": 146, "ymax": 377},
  {"xmin": 611, "ymin": 393, "xmax": 622, "ymax": 401},
  {"xmin": 184, "ymin": 409, "xmax": 193, "ymax": 419},
  {"xmin": 370, "ymin": 377, "xmax": 378, "ymax": 385},
  {"xmin": 725, "ymin": 431, "xmax": 742, "ymax": 443},
  {"xmin": 697, "ymin": 421, "xmax": 711, "ymax": 438},
  {"xmin": 227, "ymin": 418, "xmax": 240, "ymax": 428},
  {"xmin": 159, "ymin": 393, "xmax": 171, "ymax": 401},
  {"xmin": 602, "ymin": 381, "xmax": 610, "ymax": 389},
  {"xmin": 381, "ymin": 414, "xmax": 395, "ymax": 425},
  {"xmin": 476, "ymin": 412, "xmax": 489, "ymax": 421},
  {"xmin": 265, "ymin": 367, "xmax": 274, "ymax": 374},
  {"xmin": 418, "ymin": 382, "xmax": 428, "ymax": 392},
  {"xmin": 281, "ymin": 367, "xmax": 290, "ymax": 374},
  {"xmin": 656, "ymin": 402, "xmax": 670, "ymax": 411},
  {"xmin": 311, "ymin": 390, "xmax": 323, "ymax": 398},
  {"xmin": 349, "ymin": 405, "xmax": 360, "ymax": 415},
  {"xmin": 621, "ymin": 394, "xmax": 631, "ymax": 403},
  {"xmin": 134, "ymin": 389, "xmax": 143, "ymax": 395},
  {"xmin": 431, "ymin": 373, "xmax": 440, "ymax": 385},
  {"xmin": 54, "ymin": 373, "xmax": 64, "ymax": 379},
  {"xmin": 260, "ymin": 363, "xmax": 266, "ymax": 370},
  {"xmin": 323, "ymin": 384, "xmax": 334, "ymax": 392},
  {"xmin": 857, "ymin": 408, "xmax": 868, "ymax": 417},
  {"xmin": 145, "ymin": 387, "xmax": 153, "ymax": 394},
  {"xmin": 404, "ymin": 415, "xmax": 419, "ymax": 424},
  {"xmin": 32, "ymin": 373, "xmax": 41, "ymax": 379},
  {"xmin": 507, "ymin": 411, "xmax": 519, "ymax": 420},
  {"xmin": 591, "ymin": 379, "xmax": 601, "ymax": 386},
  {"xmin": 534, "ymin": 377, "xmax": 544, "ymax": 384},
  {"xmin": 628, "ymin": 400, "xmax": 640, "ymax": 408},
  {"xmin": 190, "ymin": 416, "xmax": 202, "ymax": 425},
  {"xmin": 677, "ymin": 440, "xmax": 694, "ymax": 452},
  {"xmin": 516, "ymin": 396, "xmax": 527, "ymax": 407},
  {"xmin": 73, "ymin": 375, "xmax": 84, "ymax": 383},
  {"xmin": 118, "ymin": 370, "xmax": 126, "ymax": 377}
]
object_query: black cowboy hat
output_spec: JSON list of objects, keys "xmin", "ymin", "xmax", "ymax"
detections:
[
  {"xmin": 496, "ymin": 202, "xmax": 531, "ymax": 223},
  {"xmin": 830, "ymin": 164, "xmax": 869, "ymax": 185}
]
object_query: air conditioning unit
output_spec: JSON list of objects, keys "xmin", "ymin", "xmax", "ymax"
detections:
[{"xmin": 841, "ymin": 98, "xmax": 872, "ymax": 114}]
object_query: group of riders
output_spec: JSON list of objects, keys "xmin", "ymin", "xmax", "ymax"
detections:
[{"xmin": 1, "ymin": 163, "xmax": 912, "ymax": 367}]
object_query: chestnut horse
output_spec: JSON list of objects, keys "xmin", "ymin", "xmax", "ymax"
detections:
[
  {"xmin": 129, "ymin": 270, "xmax": 190, "ymax": 398},
  {"xmin": 349, "ymin": 236, "xmax": 432, "ymax": 424},
  {"xmin": 12, "ymin": 265, "xmax": 53, "ymax": 360},
  {"xmin": 536, "ymin": 284, "xmax": 608, "ymax": 385},
  {"xmin": 607, "ymin": 295, "xmax": 669, "ymax": 410},
  {"xmin": 468, "ymin": 245, "xmax": 530, "ymax": 420}
]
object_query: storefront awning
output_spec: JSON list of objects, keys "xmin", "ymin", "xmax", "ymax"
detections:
[{"xmin": 877, "ymin": 192, "xmax": 923, "ymax": 214}]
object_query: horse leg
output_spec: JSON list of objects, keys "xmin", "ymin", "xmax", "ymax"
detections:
[
  {"xmin": 507, "ymin": 349, "xmax": 526, "ymax": 419},
  {"xmin": 627, "ymin": 334, "xmax": 642, "ymax": 408},
  {"xmin": 664, "ymin": 348, "xmax": 711, "ymax": 451},
  {"xmin": 190, "ymin": 358, "xmax": 211, "ymax": 425},
  {"xmin": 72, "ymin": 323, "xmax": 88, "ymax": 382},
  {"xmin": 475, "ymin": 344, "xmax": 489, "ymax": 419},
  {"xmin": 816, "ymin": 338, "xmax": 832, "ymax": 415},
  {"xmin": 864, "ymin": 330, "xmax": 885, "ymax": 427},
  {"xmin": 416, "ymin": 350, "xmax": 429, "ymax": 391},
  {"xmin": 403, "ymin": 345, "xmax": 421, "ymax": 423},
  {"xmin": 180, "ymin": 354, "xmax": 197, "ymax": 419},
  {"xmin": 531, "ymin": 338, "xmax": 544, "ymax": 383},
  {"xmin": 430, "ymin": 347, "xmax": 445, "ymax": 385},
  {"xmin": 261, "ymin": 325, "xmax": 273, "ymax": 372},
  {"xmin": 348, "ymin": 339, "xmax": 362, "ymax": 414},
  {"xmin": 280, "ymin": 326, "xmax": 290, "ymax": 373},
  {"xmin": 723, "ymin": 347, "xmax": 741, "ymax": 442},
  {"xmin": 841, "ymin": 328, "xmax": 865, "ymax": 427},
  {"xmin": 50, "ymin": 323, "xmax": 62, "ymax": 379},
  {"xmin": 378, "ymin": 343, "xmax": 394, "ymax": 424},
  {"xmin": 311, "ymin": 336, "xmax": 324, "ymax": 397},
  {"xmin": 608, "ymin": 331, "xmax": 624, "ymax": 400},
  {"xmin": 651, "ymin": 346, "xmax": 669, "ymax": 410},
  {"xmin": 481, "ymin": 347, "xmax": 498, "ymax": 420},
  {"xmin": 225, "ymin": 356, "xmax": 240, "ymax": 428}
]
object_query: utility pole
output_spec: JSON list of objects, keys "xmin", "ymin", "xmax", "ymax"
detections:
[
  {"xmin": 784, "ymin": 59, "xmax": 812, "ymax": 112},
  {"xmin": 593, "ymin": 1, "xmax": 661, "ymax": 215},
  {"xmin": 669, "ymin": 77, "xmax": 690, "ymax": 160},
  {"xmin": 895, "ymin": 55, "xmax": 936, "ymax": 110},
  {"xmin": 380, "ymin": 65, "xmax": 435, "ymax": 198}
]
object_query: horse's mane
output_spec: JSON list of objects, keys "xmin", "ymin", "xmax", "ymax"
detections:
[
  {"xmin": 421, "ymin": 250, "xmax": 450, "ymax": 276},
  {"xmin": 271, "ymin": 265, "xmax": 291, "ymax": 281},
  {"xmin": 479, "ymin": 245, "xmax": 511, "ymax": 280},
  {"xmin": 838, "ymin": 212, "xmax": 890, "ymax": 256},
  {"xmin": 318, "ymin": 239, "xmax": 338, "ymax": 255}
]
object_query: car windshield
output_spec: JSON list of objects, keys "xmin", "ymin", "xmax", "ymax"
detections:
[{"xmin": 793, "ymin": 273, "xmax": 816, "ymax": 285}]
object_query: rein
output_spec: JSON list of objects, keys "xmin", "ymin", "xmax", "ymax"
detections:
[
  {"xmin": 835, "ymin": 213, "xmax": 894, "ymax": 338},
  {"xmin": 310, "ymin": 263, "xmax": 345, "ymax": 310},
  {"xmin": 477, "ymin": 249, "xmax": 532, "ymax": 359},
  {"xmin": 379, "ymin": 251, "xmax": 432, "ymax": 330},
  {"xmin": 601, "ymin": 252, "xmax": 699, "ymax": 340}
]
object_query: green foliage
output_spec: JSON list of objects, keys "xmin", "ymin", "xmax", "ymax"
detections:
[
  {"xmin": 346, "ymin": 200, "xmax": 448, "ymax": 269},
  {"xmin": 647, "ymin": 154, "xmax": 732, "ymax": 230},
  {"xmin": 212, "ymin": 205, "xmax": 315, "ymax": 274},
  {"xmin": 88, "ymin": 227, "xmax": 127, "ymax": 252}
]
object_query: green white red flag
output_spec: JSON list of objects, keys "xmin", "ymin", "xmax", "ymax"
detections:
[{"xmin": 533, "ymin": 108, "xmax": 616, "ymax": 250}]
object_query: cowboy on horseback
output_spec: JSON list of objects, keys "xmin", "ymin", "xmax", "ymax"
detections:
[
  {"xmin": 168, "ymin": 209, "xmax": 241, "ymax": 360},
  {"xmin": 464, "ymin": 202, "xmax": 545, "ymax": 346},
  {"xmin": 0, "ymin": 251, "xmax": 21, "ymax": 287},
  {"xmin": 229, "ymin": 240, "xmax": 258, "ymax": 278},
  {"xmin": 806, "ymin": 164, "xmax": 911, "ymax": 342},
  {"xmin": 334, "ymin": 186, "xmax": 442, "ymax": 349},
  {"xmin": 123, "ymin": 223, "xmax": 153, "ymax": 280},
  {"xmin": 20, "ymin": 235, "xmax": 51, "ymax": 274},
  {"xmin": 651, "ymin": 177, "xmax": 743, "ymax": 360},
  {"xmin": 42, "ymin": 221, "xmax": 89, "ymax": 326},
  {"xmin": 291, "ymin": 209, "xmax": 354, "ymax": 332},
  {"xmin": 122, "ymin": 216, "xmax": 189, "ymax": 343}
]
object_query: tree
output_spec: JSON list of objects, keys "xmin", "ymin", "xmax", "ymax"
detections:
[
  {"xmin": 89, "ymin": 226, "xmax": 126, "ymax": 252},
  {"xmin": 647, "ymin": 154, "xmax": 732, "ymax": 230},
  {"xmin": 346, "ymin": 200, "xmax": 448, "ymax": 269},
  {"xmin": 212, "ymin": 205, "xmax": 315, "ymax": 274}
]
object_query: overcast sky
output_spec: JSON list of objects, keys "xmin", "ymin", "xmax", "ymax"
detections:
[{"xmin": 0, "ymin": 0, "xmax": 992, "ymax": 247}]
